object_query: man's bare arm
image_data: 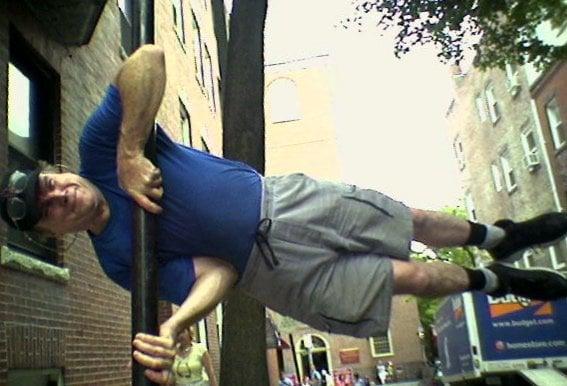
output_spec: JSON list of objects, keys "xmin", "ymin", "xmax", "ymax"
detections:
[
  {"xmin": 115, "ymin": 44, "xmax": 166, "ymax": 213},
  {"xmin": 162, "ymin": 256, "xmax": 238, "ymax": 337}
]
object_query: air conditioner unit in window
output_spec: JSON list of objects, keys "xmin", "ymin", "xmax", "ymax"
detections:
[
  {"xmin": 508, "ymin": 76, "xmax": 521, "ymax": 97},
  {"xmin": 523, "ymin": 152, "xmax": 540, "ymax": 171}
]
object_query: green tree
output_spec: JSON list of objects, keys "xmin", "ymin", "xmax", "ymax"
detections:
[{"xmin": 348, "ymin": 0, "xmax": 567, "ymax": 69}]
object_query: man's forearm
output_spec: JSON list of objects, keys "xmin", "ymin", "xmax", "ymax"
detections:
[
  {"xmin": 165, "ymin": 258, "xmax": 238, "ymax": 335},
  {"xmin": 116, "ymin": 44, "xmax": 166, "ymax": 160}
]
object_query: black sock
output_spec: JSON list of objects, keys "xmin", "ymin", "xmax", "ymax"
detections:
[
  {"xmin": 466, "ymin": 221, "xmax": 487, "ymax": 246},
  {"xmin": 464, "ymin": 268, "xmax": 486, "ymax": 291}
]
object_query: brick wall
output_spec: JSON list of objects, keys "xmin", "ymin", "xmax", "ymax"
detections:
[
  {"xmin": 0, "ymin": 0, "xmax": 225, "ymax": 384},
  {"xmin": 282, "ymin": 296, "xmax": 425, "ymax": 382}
]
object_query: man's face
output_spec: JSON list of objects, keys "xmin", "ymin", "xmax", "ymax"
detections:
[{"xmin": 35, "ymin": 172, "xmax": 103, "ymax": 235}]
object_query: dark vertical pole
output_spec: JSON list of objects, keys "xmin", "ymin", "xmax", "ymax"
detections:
[{"xmin": 130, "ymin": 1, "xmax": 158, "ymax": 386}]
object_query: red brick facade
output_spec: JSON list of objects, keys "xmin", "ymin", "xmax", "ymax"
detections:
[{"xmin": 0, "ymin": 1, "xmax": 224, "ymax": 384}]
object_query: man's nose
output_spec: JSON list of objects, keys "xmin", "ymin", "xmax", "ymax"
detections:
[{"xmin": 40, "ymin": 187, "xmax": 66, "ymax": 205}]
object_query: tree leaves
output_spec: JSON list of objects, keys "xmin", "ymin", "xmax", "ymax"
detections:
[{"xmin": 345, "ymin": 0, "xmax": 567, "ymax": 69}]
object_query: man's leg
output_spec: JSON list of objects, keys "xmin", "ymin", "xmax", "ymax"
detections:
[
  {"xmin": 411, "ymin": 208, "xmax": 567, "ymax": 261},
  {"xmin": 392, "ymin": 259, "xmax": 567, "ymax": 300},
  {"xmin": 392, "ymin": 260, "xmax": 471, "ymax": 296}
]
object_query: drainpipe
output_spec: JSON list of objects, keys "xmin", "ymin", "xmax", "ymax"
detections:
[{"xmin": 130, "ymin": 1, "xmax": 158, "ymax": 386}]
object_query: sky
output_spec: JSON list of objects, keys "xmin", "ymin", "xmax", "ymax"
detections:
[{"xmin": 228, "ymin": 0, "xmax": 464, "ymax": 210}]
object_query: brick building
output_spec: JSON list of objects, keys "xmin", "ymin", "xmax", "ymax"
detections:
[
  {"xmin": 446, "ymin": 60, "xmax": 567, "ymax": 269},
  {"xmin": 0, "ymin": 0, "xmax": 225, "ymax": 384},
  {"xmin": 264, "ymin": 55, "xmax": 425, "ymax": 385}
]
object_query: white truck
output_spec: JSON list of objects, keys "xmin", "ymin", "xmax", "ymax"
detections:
[{"xmin": 435, "ymin": 292, "xmax": 567, "ymax": 385}]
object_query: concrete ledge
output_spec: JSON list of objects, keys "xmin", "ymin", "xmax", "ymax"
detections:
[{"xmin": 0, "ymin": 246, "xmax": 70, "ymax": 284}]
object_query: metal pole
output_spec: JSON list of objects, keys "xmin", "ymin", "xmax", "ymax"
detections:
[{"xmin": 130, "ymin": 1, "xmax": 158, "ymax": 386}]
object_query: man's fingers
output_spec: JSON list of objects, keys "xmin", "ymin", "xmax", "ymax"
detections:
[
  {"xmin": 133, "ymin": 338, "xmax": 176, "ymax": 358},
  {"xmin": 144, "ymin": 369, "xmax": 173, "ymax": 385},
  {"xmin": 133, "ymin": 350, "xmax": 173, "ymax": 369},
  {"xmin": 133, "ymin": 193, "xmax": 163, "ymax": 214},
  {"xmin": 136, "ymin": 333, "xmax": 175, "ymax": 349}
]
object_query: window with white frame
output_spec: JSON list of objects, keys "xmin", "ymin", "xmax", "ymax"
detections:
[
  {"xmin": 196, "ymin": 319, "xmax": 208, "ymax": 348},
  {"xmin": 520, "ymin": 128, "xmax": 540, "ymax": 171},
  {"xmin": 523, "ymin": 250, "xmax": 536, "ymax": 268},
  {"xmin": 475, "ymin": 94, "xmax": 488, "ymax": 123},
  {"xmin": 505, "ymin": 63, "xmax": 521, "ymax": 96},
  {"xmin": 191, "ymin": 12, "xmax": 204, "ymax": 85},
  {"xmin": 268, "ymin": 78, "xmax": 301, "ymax": 123},
  {"xmin": 548, "ymin": 245, "xmax": 566, "ymax": 270},
  {"xmin": 490, "ymin": 163, "xmax": 503, "ymax": 192},
  {"xmin": 216, "ymin": 303, "xmax": 223, "ymax": 346},
  {"xmin": 453, "ymin": 136, "xmax": 465, "ymax": 170},
  {"xmin": 464, "ymin": 192, "xmax": 477, "ymax": 221},
  {"xmin": 369, "ymin": 330, "xmax": 393, "ymax": 357},
  {"xmin": 499, "ymin": 151, "xmax": 517, "ymax": 192},
  {"xmin": 546, "ymin": 98, "xmax": 565, "ymax": 150},
  {"xmin": 172, "ymin": 0, "xmax": 185, "ymax": 44},
  {"xmin": 485, "ymin": 84, "xmax": 501, "ymax": 123}
]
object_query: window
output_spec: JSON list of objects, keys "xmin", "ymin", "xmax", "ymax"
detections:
[
  {"xmin": 197, "ymin": 319, "xmax": 208, "ymax": 348},
  {"xmin": 505, "ymin": 63, "xmax": 521, "ymax": 97},
  {"xmin": 216, "ymin": 303, "xmax": 223, "ymax": 346},
  {"xmin": 118, "ymin": 0, "xmax": 133, "ymax": 54},
  {"xmin": 464, "ymin": 192, "xmax": 477, "ymax": 221},
  {"xmin": 490, "ymin": 163, "xmax": 503, "ymax": 192},
  {"xmin": 172, "ymin": 0, "xmax": 185, "ymax": 44},
  {"xmin": 523, "ymin": 250, "xmax": 536, "ymax": 268},
  {"xmin": 8, "ymin": 368, "xmax": 63, "ymax": 386},
  {"xmin": 549, "ymin": 245, "xmax": 566, "ymax": 270},
  {"xmin": 453, "ymin": 136, "xmax": 465, "ymax": 170},
  {"xmin": 191, "ymin": 12, "xmax": 204, "ymax": 86},
  {"xmin": 268, "ymin": 78, "xmax": 301, "ymax": 123},
  {"xmin": 370, "ymin": 330, "xmax": 393, "ymax": 357},
  {"xmin": 203, "ymin": 45, "xmax": 216, "ymax": 112},
  {"xmin": 520, "ymin": 128, "xmax": 540, "ymax": 171},
  {"xmin": 485, "ymin": 84, "xmax": 501, "ymax": 123},
  {"xmin": 179, "ymin": 99, "xmax": 192, "ymax": 146},
  {"xmin": 475, "ymin": 95, "xmax": 487, "ymax": 123},
  {"xmin": 7, "ymin": 28, "xmax": 60, "ymax": 264},
  {"xmin": 546, "ymin": 98, "xmax": 565, "ymax": 150},
  {"xmin": 499, "ymin": 152, "xmax": 517, "ymax": 192}
]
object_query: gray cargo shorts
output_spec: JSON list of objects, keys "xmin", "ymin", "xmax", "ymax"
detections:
[{"xmin": 237, "ymin": 173, "xmax": 413, "ymax": 337}]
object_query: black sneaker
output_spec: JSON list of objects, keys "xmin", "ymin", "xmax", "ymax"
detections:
[
  {"xmin": 489, "ymin": 212, "xmax": 567, "ymax": 262},
  {"xmin": 487, "ymin": 263, "xmax": 567, "ymax": 301}
]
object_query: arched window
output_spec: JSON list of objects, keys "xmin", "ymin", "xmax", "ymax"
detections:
[{"xmin": 267, "ymin": 78, "xmax": 301, "ymax": 123}]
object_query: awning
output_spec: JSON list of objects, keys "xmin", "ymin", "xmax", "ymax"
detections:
[{"xmin": 22, "ymin": 0, "xmax": 107, "ymax": 46}]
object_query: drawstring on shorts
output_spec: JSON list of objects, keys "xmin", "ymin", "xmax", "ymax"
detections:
[{"xmin": 255, "ymin": 217, "xmax": 279, "ymax": 270}]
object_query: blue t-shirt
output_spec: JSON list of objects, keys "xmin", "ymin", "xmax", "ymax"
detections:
[{"xmin": 79, "ymin": 85, "xmax": 262, "ymax": 305}]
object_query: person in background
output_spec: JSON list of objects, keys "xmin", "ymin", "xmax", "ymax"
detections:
[
  {"xmin": 322, "ymin": 369, "xmax": 334, "ymax": 386},
  {"xmin": 172, "ymin": 327, "xmax": 217, "ymax": 386},
  {"xmin": 310, "ymin": 365, "xmax": 322, "ymax": 386},
  {"xmin": 279, "ymin": 372, "xmax": 294, "ymax": 386}
]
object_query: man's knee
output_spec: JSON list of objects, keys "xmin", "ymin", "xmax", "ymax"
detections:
[
  {"xmin": 411, "ymin": 208, "xmax": 429, "ymax": 236},
  {"xmin": 392, "ymin": 260, "xmax": 431, "ymax": 295}
]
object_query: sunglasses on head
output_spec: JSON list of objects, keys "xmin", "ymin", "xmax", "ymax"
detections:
[{"xmin": 4, "ymin": 170, "xmax": 32, "ymax": 223}]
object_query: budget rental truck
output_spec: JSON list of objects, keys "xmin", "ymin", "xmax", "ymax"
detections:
[{"xmin": 435, "ymin": 292, "xmax": 567, "ymax": 385}]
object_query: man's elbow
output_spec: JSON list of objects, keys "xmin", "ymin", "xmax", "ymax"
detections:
[{"xmin": 137, "ymin": 44, "xmax": 165, "ymax": 67}]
